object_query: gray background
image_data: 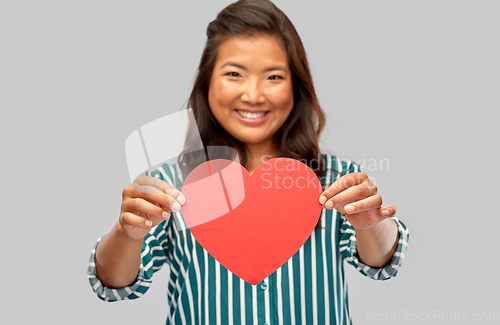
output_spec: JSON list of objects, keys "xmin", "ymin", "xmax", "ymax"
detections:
[{"xmin": 1, "ymin": 0, "xmax": 498, "ymax": 324}]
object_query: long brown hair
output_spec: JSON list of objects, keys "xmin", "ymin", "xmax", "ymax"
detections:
[{"xmin": 179, "ymin": 0, "xmax": 326, "ymax": 179}]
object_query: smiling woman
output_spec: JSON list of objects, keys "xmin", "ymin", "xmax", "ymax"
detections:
[
  {"xmin": 87, "ymin": 1, "xmax": 409, "ymax": 324},
  {"xmin": 180, "ymin": 0, "xmax": 327, "ymax": 180},
  {"xmin": 208, "ymin": 34, "xmax": 294, "ymax": 173}
]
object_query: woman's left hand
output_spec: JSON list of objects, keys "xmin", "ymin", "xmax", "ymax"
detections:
[{"xmin": 319, "ymin": 172, "xmax": 396, "ymax": 230}]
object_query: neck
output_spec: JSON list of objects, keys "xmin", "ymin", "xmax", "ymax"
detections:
[{"xmin": 243, "ymin": 140, "xmax": 278, "ymax": 175}]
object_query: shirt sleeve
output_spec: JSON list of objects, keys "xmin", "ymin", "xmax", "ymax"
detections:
[
  {"xmin": 339, "ymin": 214, "xmax": 409, "ymax": 280},
  {"xmin": 87, "ymin": 162, "xmax": 182, "ymax": 301},
  {"xmin": 87, "ymin": 218, "xmax": 172, "ymax": 302},
  {"xmin": 336, "ymin": 158, "xmax": 410, "ymax": 280}
]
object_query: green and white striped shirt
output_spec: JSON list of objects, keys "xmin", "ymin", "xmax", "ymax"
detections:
[{"xmin": 88, "ymin": 154, "xmax": 409, "ymax": 325}]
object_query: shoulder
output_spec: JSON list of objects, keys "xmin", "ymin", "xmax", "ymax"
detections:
[
  {"xmin": 321, "ymin": 153, "xmax": 363, "ymax": 175},
  {"xmin": 319, "ymin": 153, "xmax": 363, "ymax": 187}
]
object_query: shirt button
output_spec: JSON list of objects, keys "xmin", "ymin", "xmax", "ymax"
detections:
[{"xmin": 260, "ymin": 282, "xmax": 267, "ymax": 290}]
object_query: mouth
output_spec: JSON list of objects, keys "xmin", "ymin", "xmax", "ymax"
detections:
[
  {"xmin": 233, "ymin": 109, "xmax": 270, "ymax": 125},
  {"xmin": 234, "ymin": 109, "xmax": 270, "ymax": 119}
]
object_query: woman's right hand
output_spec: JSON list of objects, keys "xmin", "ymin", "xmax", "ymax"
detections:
[{"xmin": 119, "ymin": 176, "xmax": 186, "ymax": 240}]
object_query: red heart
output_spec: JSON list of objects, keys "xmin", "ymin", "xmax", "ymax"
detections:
[{"xmin": 180, "ymin": 158, "xmax": 322, "ymax": 285}]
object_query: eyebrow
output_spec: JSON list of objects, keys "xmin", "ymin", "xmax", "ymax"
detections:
[{"xmin": 220, "ymin": 62, "xmax": 288, "ymax": 73}]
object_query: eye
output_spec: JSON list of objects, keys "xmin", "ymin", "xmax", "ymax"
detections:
[
  {"xmin": 226, "ymin": 72, "xmax": 241, "ymax": 77},
  {"xmin": 268, "ymin": 75, "xmax": 283, "ymax": 80}
]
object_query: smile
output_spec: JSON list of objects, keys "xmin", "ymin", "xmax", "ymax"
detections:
[
  {"xmin": 234, "ymin": 109, "xmax": 270, "ymax": 125},
  {"xmin": 235, "ymin": 109, "xmax": 269, "ymax": 119}
]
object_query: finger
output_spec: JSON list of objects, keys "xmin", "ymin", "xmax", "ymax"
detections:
[
  {"xmin": 123, "ymin": 197, "xmax": 167, "ymax": 221},
  {"xmin": 323, "ymin": 182, "xmax": 378, "ymax": 210},
  {"xmin": 319, "ymin": 172, "xmax": 372, "ymax": 203},
  {"xmin": 141, "ymin": 192, "xmax": 183, "ymax": 214},
  {"xmin": 380, "ymin": 204, "xmax": 397, "ymax": 218},
  {"xmin": 133, "ymin": 176, "xmax": 186, "ymax": 205},
  {"xmin": 344, "ymin": 207, "xmax": 387, "ymax": 229},
  {"xmin": 121, "ymin": 211, "xmax": 154, "ymax": 228},
  {"xmin": 131, "ymin": 176, "xmax": 186, "ymax": 211},
  {"xmin": 342, "ymin": 194, "xmax": 383, "ymax": 214},
  {"xmin": 141, "ymin": 200, "xmax": 173, "ymax": 224}
]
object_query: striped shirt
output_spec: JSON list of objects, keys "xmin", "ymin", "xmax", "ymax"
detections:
[{"xmin": 87, "ymin": 154, "xmax": 409, "ymax": 325}]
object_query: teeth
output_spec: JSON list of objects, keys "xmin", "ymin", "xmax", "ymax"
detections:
[{"xmin": 237, "ymin": 110, "xmax": 267, "ymax": 119}]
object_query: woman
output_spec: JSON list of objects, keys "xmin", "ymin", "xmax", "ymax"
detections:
[{"xmin": 88, "ymin": 1, "xmax": 409, "ymax": 324}]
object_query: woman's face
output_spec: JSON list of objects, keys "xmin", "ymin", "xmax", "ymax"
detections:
[{"xmin": 208, "ymin": 34, "xmax": 294, "ymax": 153}]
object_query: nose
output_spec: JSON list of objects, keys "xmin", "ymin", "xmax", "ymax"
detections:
[{"xmin": 240, "ymin": 79, "xmax": 265, "ymax": 105}]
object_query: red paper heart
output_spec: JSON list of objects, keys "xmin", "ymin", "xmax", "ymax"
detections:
[{"xmin": 180, "ymin": 158, "xmax": 322, "ymax": 285}]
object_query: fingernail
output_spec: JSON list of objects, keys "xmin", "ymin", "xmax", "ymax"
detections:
[
  {"xmin": 145, "ymin": 220, "xmax": 152, "ymax": 227},
  {"xmin": 162, "ymin": 211, "xmax": 170, "ymax": 219},
  {"xmin": 172, "ymin": 202, "xmax": 181, "ymax": 212},
  {"xmin": 325, "ymin": 201, "xmax": 333, "ymax": 209},
  {"xmin": 177, "ymin": 195, "xmax": 186, "ymax": 205},
  {"xmin": 319, "ymin": 196, "xmax": 327, "ymax": 204},
  {"xmin": 383, "ymin": 209, "xmax": 390, "ymax": 216},
  {"xmin": 344, "ymin": 205, "xmax": 355, "ymax": 213}
]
